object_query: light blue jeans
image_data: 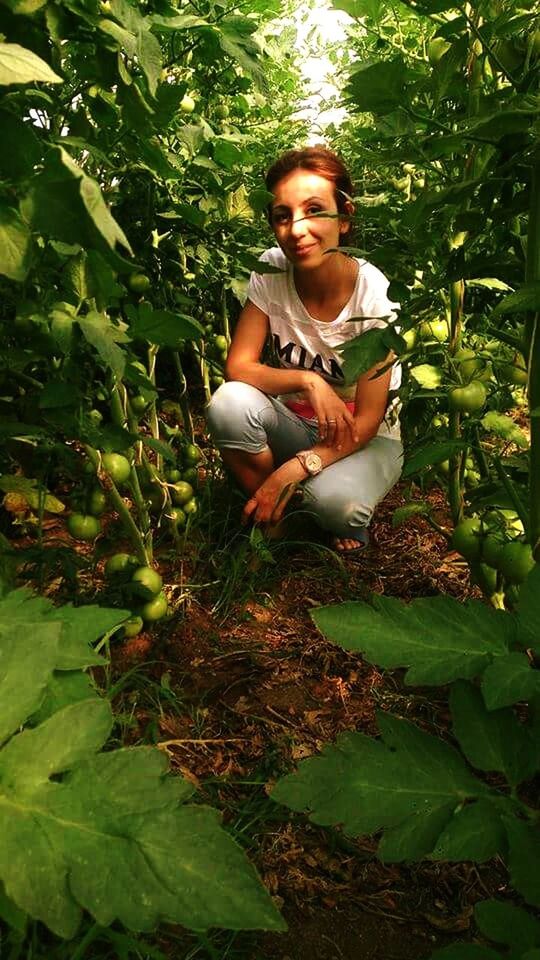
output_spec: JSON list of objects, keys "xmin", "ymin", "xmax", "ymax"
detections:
[{"xmin": 206, "ymin": 381, "xmax": 403, "ymax": 540}]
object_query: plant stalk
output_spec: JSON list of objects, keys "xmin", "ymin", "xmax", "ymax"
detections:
[{"xmin": 527, "ymin": 149, "xmax": 540, "ymax": 557}]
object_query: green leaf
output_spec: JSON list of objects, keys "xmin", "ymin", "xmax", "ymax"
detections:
[
  {"xmin": 517, "ymin": 564, "xmax": 540, "ymax": 653},
  {"xmin": 481, "ymin": 653, "xmax": 540, "ymax": 710},
  {"xmin": 141, "ymin": 437, "xmax": 176, "ymax": 463},
  {"xmin": 505, "ymin": 819, "xmax": 540, "ymax": 907},
  {"xmin": 339, "ymin": 326, "xmax": 392, "ymax": 382},
  {"xmin": 32, "ymin": 671, "xmax": 99, "ymax": 725},
  {"xmin": 0, "ymin": 476, "xmax": 65, "ymax": 514},
  {"xmin": 0, "ymin": 619, "xmax": 60, "ymax": 744},
  {"xmin": 214, "ymin": 139, "xmax": 243, "ymax": 170},
  {"xmin": 0, "ymin": 204, "xmax": 32, "ymax": 282},
  {"xmin": 481, "ymin": 412, "xmax": 528, "ymax": 449},
  {"xmin": 475, "ymin": 899, "xmax": 540, "ymax": 954},
  {"xmin": 431, "ymin": 799, "xmax": 506, "ymax": 863},
  {"xmin": 39, "ymin": 380, "xmax": 79, "ymax": 410},
  {"xmin": 272, "ymin": 712, "xmax": 487, "ymax": 861},
  {"xmin": 136, "ymin": 28, "xmax": 162, "ymax": 98},
  {"xmin": 0, "ymin": 110, "xmax": 42, "ymax": 180},
  {"xmin": 78, "ymin": 311, "xmax": 129, "ymax": 381},
  {"xmin": 346, "ymin": 57, "xmax": 407, "ymax": 115},
  {"xmin": 29, "ymin": 147, "xmax": 132, "ymax": 259},
  {"xmin": 129, "ymin": 303, "xmax": 203, "ymax": 347},
  {"xmin": 0, "ymin": 881, "xmax": 27, "ymax": 933},
  {"xmin": 0, "ymin": 42, "xmax": 62, "ymax": 85},
  {"xmin": 450, "ymin": 682, "xmax": 537, "ymax": 787},
  {"xmin": 332, "ymin": 0, "xmax": 381, "ymax": 17},
  {"xmin": 492, "ymin": 283, "xmax": 540, "ymax": 317},
  {"xmin": 402, "ymin": 440, "xmax": 467, "ymax": 478},
  {"xmin": 311, "ymin": 596, "xmax": 512, "ymax": 686},
  {"xmin": 392, "ymin": 501, "xmax": 431, "ymax": 526},
  {"xmin": 430, "ymin": 946, "xmax": 501, "ymax": 959},
  {"xmin": 0, "ymin": 706, "xmax": 284, "ymax": 936},
  {"xmin": 409, "ymin": 364, "xmax": 443, "ymax": 389},
  {"xmin": 211, "ymin": 17, "xmax": 266, "ymax": 90}
]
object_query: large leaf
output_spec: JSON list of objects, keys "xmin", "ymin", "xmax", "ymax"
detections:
[
  {"xmin": 311, "ymin": 595, "xmax": 513, "ymax": 685},
  {"xmin": 272, "ymin": 712, "xmax": 488, "ymax": 861},
  {"xmin": 78, "ymin": 311, "xmax": 129, "ymax": 381},
  {"xmin": 0, "ymin": 699, "xmax": 284, "ymax": 937},
  {"xmin": 0, "ymin": 620, "xmax": 61, "ymax": 744},
  {"xmin": 346, "ymin": 57, "xmax": 408, "ymax": 115},
  {"xmin": 0, "ymin": 110, "xmax": 42, "ymax": 180},
  {"xmin": 450, "ymin": 682, "xmax": 537, "ymax": 787},
  {"xmin": 339, "ymin": 325, "xmax": 394, "ymax": 382},
  {"xmin": 481, "ymin": 653, "xmax": 540, "ymax": 711},
  {"xmin": 475, "ymin": 900, "xmax": 540, "ymax": 955},
  {"xmin": 431, "ymin": 799, "xmax": 506, "ymax": 863},
  {"xmin": 402, "ymin": 439, "xmax": 467, "ymax": 478},
  {"xmin": 29, "ymin": 147, "xmax": 132, "ymax": 258},
  {"xmin": 430, "ymin": 947, "xmax": 501, "ymax": 959},
  {"xmin": 128, "ymin": 302, "xmax": 203, "ymax": 346},
  {"xmin": 491, "ymin": 283, "xmax": 540, "ymax": 317},
  {"xmin": 0, "ymin": 204, "xmax": 32, "ymax": 282},
  {"xmin": 0, "ymin": 42, "xmax": 62, "ymax": 85},
  {"xmin": 517, "ymin": 564, "xmax": 540, "ymax": 653},
  {"xmin": 505, "ymin": 819, "xmax": 540, "ymax": 907}
]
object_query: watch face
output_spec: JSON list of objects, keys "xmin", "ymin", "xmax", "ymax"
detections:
[{"xmin": 305, "ymin": 452, "xmax": 322, "ymax": 473}]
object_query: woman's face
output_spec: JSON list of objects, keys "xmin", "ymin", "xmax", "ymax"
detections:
[{"xmin": 269, "ymin": 169, "xmax": 351, "ymax": 269}]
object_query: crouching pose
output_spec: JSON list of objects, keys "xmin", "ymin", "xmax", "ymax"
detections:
[{"xmin": 207, "ymin": 145, "xmax": 403, "ymax": 556}]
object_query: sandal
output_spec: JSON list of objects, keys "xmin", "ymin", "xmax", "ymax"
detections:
[{"xmin": 331, "ymin": 529, "xmax": 370, "ymax": 559}]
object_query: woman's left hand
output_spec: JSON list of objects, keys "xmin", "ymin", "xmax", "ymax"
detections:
[{"xmin": 243, "ymin": 464, "xmax": 300, "ymax": 526}]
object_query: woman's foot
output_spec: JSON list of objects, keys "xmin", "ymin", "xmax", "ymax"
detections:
[{"xmin": 332, "ymin": 536, "xmax": 368, "ymax": 556}]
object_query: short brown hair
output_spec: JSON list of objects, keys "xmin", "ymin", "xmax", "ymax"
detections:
[{"xmin": 265, "ymin": 145, "xmax": 354, "ymax": 242}]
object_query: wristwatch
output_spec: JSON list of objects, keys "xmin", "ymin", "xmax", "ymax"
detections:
[{"xmin": 295, "ymin": 450, "xmax": 323, "ymax": 477}]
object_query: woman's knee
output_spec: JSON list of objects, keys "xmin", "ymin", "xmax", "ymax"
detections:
[
  {"xmin": 305, "ymin": 489, "xmax": 373, "ymax": 536},
  {"xmin": 206, "ymin": 381, "xmax": 272, "ymax": 450}
]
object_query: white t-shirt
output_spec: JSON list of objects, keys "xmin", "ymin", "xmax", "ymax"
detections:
[{"xmin": 247, "ymin": 246, "xmax": 401, "ymax": 440}]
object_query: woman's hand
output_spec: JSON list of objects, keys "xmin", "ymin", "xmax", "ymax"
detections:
[
  {"xmin": 243, "ymin": 463, "xmax": 301, "ymax": 527},
  {"xmin": 304, "ymin": 375, "xmax": 358, "ymax": 449}
]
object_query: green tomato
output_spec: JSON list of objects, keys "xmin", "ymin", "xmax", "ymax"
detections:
[
  {"xmin": 419, "ymin": 319, "xmax": 449, "ymax": 342},
  {"xmin": 165, "ymin": 468, "xmax": 182, "ymax": 483},
  {"xmin": 180, "ymin": 94, "xmax": 196, "ymax": 113},
  {"xmin": 131, "ymin": 565, "xmax": 163, "ymax": 597},
  {"xmin": 67, "ymin": 513, "xmax": 101, "ymax": 541},
  {"xmin": 183, "ymin": 497, "xmax": 198, "ymax": 517},
  {"xmin": 402, "ymin": 329, "xmax": 417, "ymax": 351},
  {"xmin": 171, "ymin": 481, "xmax": 194, "ymax": 506},
  {"xmin": 428, "ymin": 36, "xmax": 450, "ymax": 64},
  {"xmin": 168, "ymin": 506, "xmax": 186, "ymax": 528},
  {"xmin": 497, "ymin": 541, "xmax": 535, "ymax": 584},
  {"xmin": 102, "ymin": 452, "xmax": 131, "ymax": 484},
  {"xmin": 214, "ymin": 334, "xmax": 228, "ymax": 352},
  {"xmin": 451, "ymin": 517, "xmax": 482, "ymax": 561},
  {"xmin": 184, "ymin": 443, "xmax": 202, "ymax": 466},
  {"xmin": 481, "ymin": 534, "xmax": 505, "ymax": 568},
  {"xmin": 104, "ymin": 552, "xmax": 138, "ymax": 579},
  {"xmin": 475, "ymin": 562, "xmax": 498, "ymax": 597},
  {"xmin": 448, "ymin": 381, "xmax": 487, "ymax": 414},
  {"xmin": 499, "ymin": 355, "xmax": 528, "ymax": 386},
  {"xmin": 455, "ymin": 348, "xmax": 492, "ymax": 383},
  {"xmin": 123, "ymin": 615, "xmax": 144, "ymax": 638},
  {"xmin": 88, "ymin": 487, "xmax": 107, "ymax": 516},
  {"xmin": 128, "ymin": 273, "xmax": 151, "ymax": 294},
  {"xmin": 215, "ymin": 104, "xmax": 230, "ymax": 119},
  {"xmin": 182, "ymin": 467, "xmax": 199, "ymax": 486},
  {"xmin": 131, "ymin": 394, "xmax": 149, "ymax": 415},
  {"xmin": 140, "ymin": 592, "xmax": 168, "ymax": 622}
]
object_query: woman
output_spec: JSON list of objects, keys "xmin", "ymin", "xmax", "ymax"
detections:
[{"xmin": 207, "ymin": 146, "xmax": 403, "ymax": 556}]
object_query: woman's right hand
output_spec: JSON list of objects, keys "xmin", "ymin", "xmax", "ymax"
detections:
[{"xmin": 304, "ymin": 374, "xmax": 357, "ymax": 449}]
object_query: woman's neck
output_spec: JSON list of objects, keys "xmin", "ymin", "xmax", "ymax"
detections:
[{"xmin": 293, "ymin": 251, "xmax": 356, "ymax": 305}]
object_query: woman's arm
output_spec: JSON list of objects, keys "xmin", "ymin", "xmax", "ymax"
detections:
[
  {"xmin": 225, "ymin": 299, "xmax": 357, "ymax": 438},
  {"xmin": 243, "ymin": 358, "xmax": 395, "ymax": 526}
]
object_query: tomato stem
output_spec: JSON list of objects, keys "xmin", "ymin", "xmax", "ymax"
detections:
[{"xmin": 527, "ymin": 148, "xmax": 540, "ymax": 558}]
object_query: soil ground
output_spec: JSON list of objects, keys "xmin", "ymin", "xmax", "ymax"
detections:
[{"xmin": 104, "ymin": 479, "xmax": 509, "ymax": 960}]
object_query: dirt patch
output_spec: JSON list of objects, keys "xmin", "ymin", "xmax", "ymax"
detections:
[{"xmin": 104, "ymin": 481, "xmax": 509, "ymax": 959}]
